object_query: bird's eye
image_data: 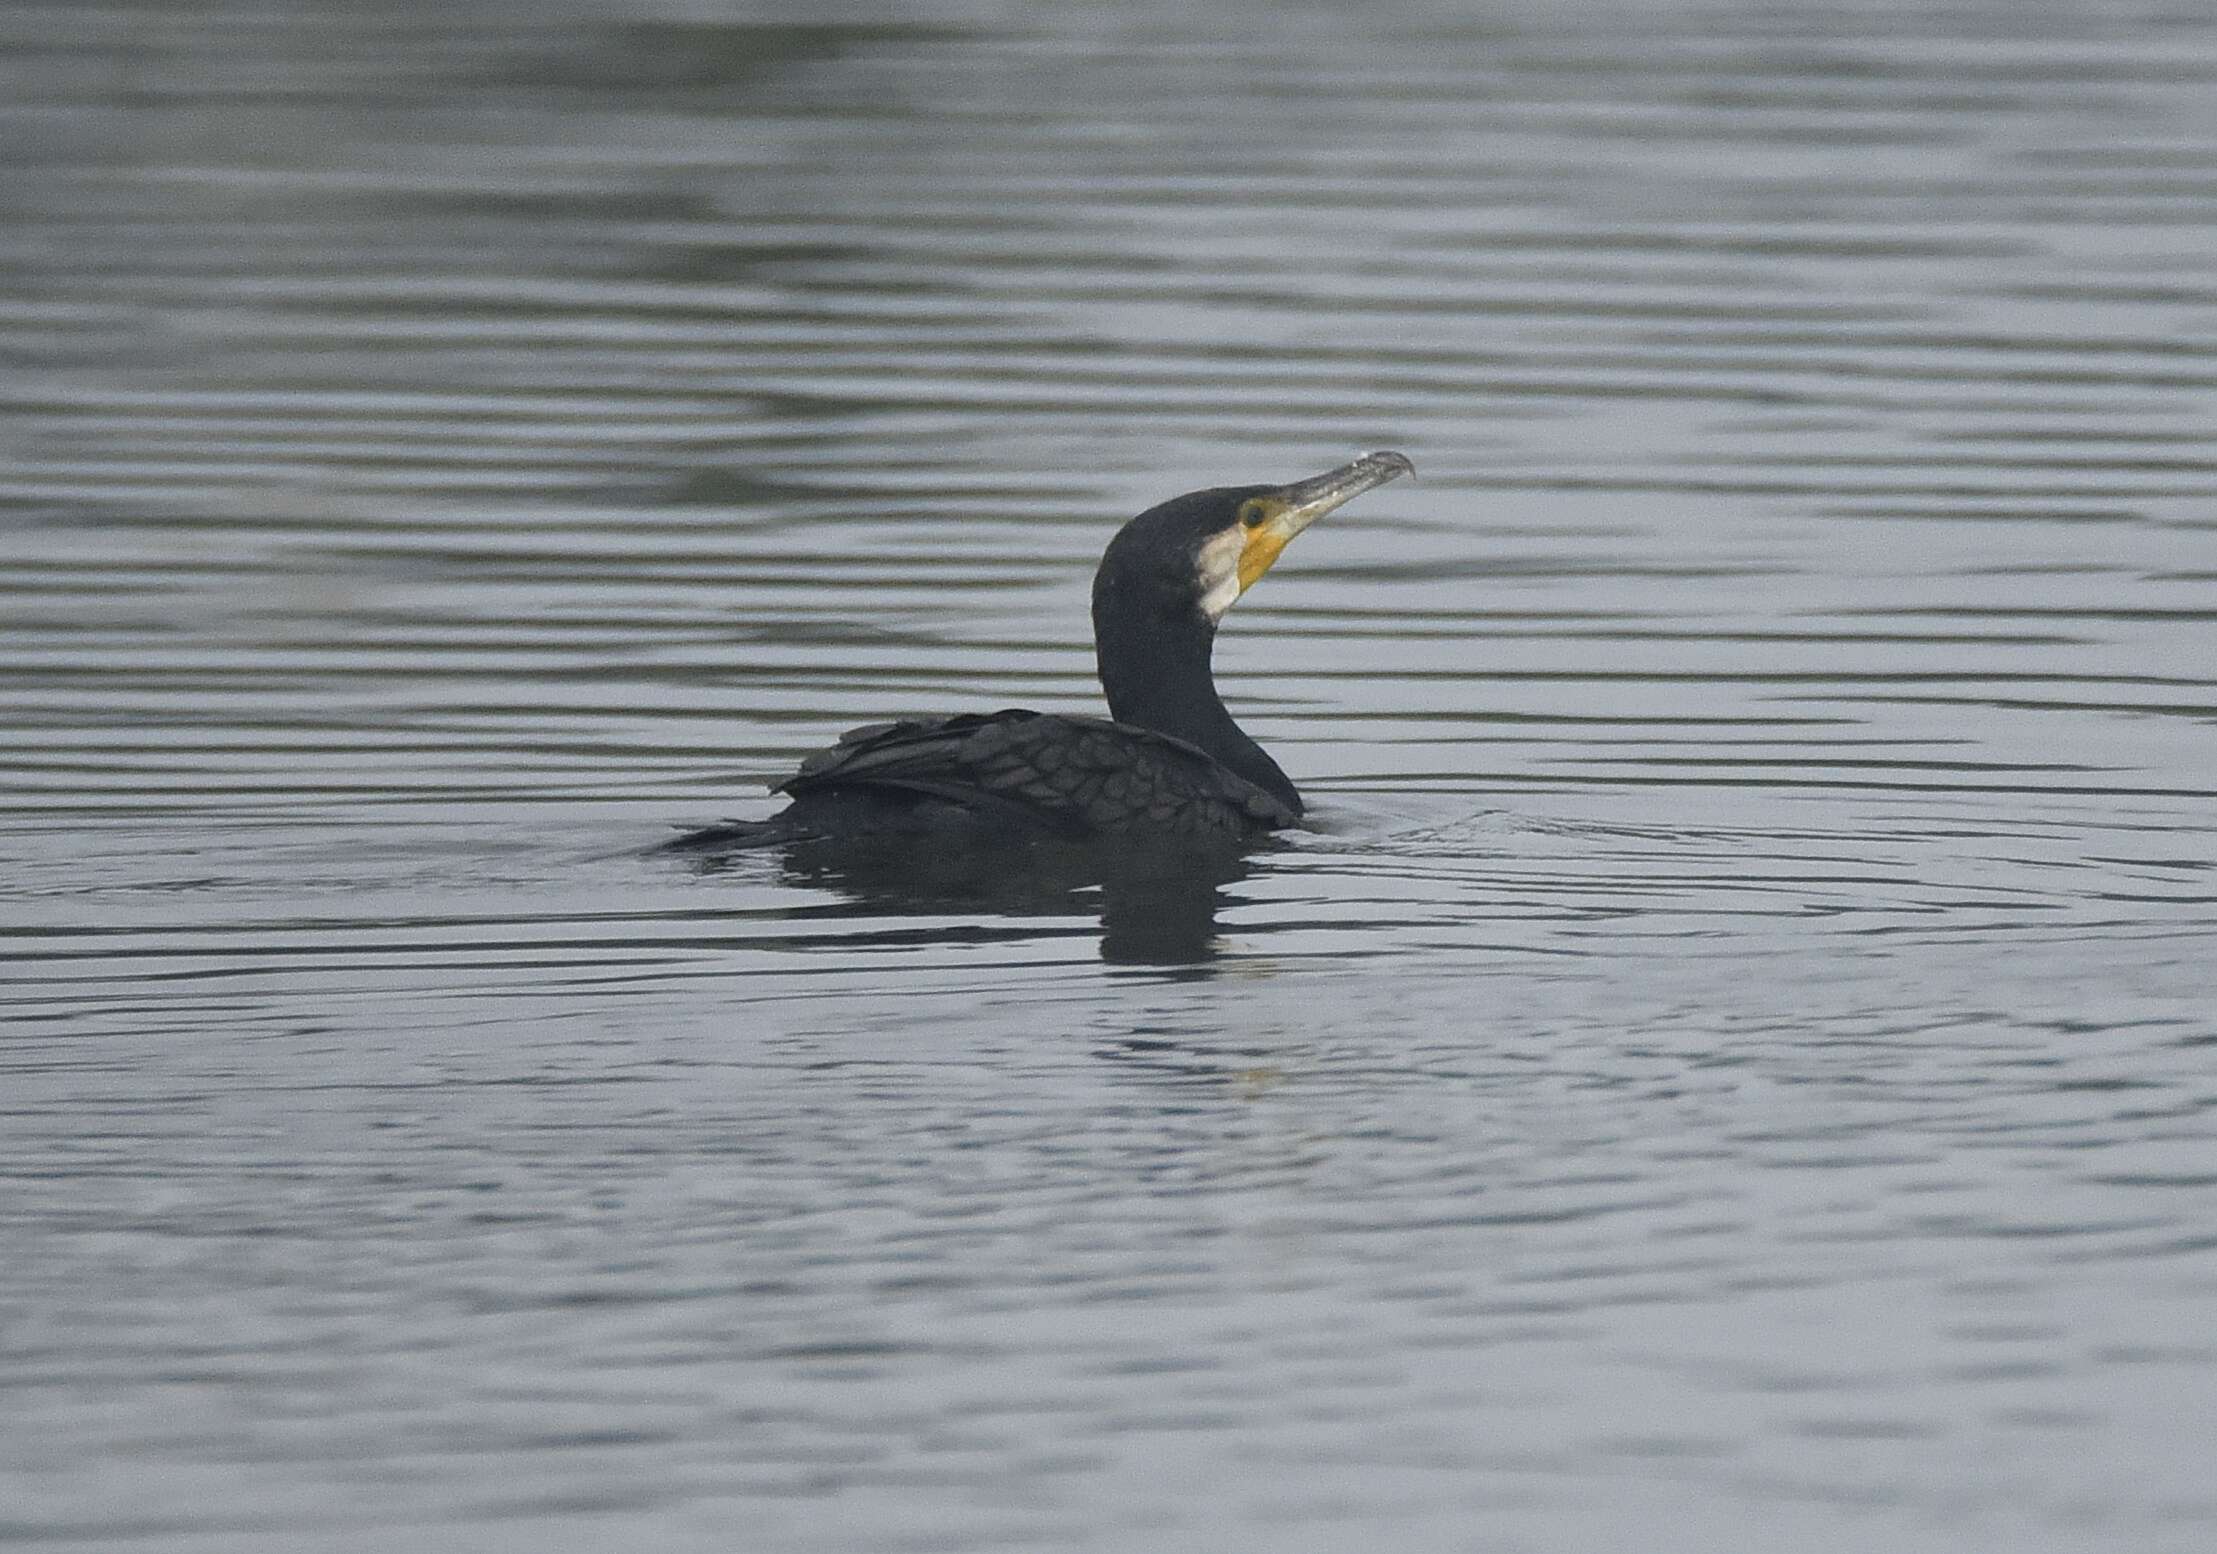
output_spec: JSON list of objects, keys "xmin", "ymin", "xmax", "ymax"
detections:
[{"xmin": 1238, "ymin": 501, "xmax": 1269, "ymax": 529}]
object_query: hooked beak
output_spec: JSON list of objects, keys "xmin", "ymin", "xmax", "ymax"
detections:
[{"xmin": 1237, "ymin": 449, "xmax": 1416, "ymax": 592}]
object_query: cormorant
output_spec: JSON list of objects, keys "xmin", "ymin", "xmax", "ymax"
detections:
[{"xmin": 667, "ymin": 450, "xmax": 1414, "ymax": 851}]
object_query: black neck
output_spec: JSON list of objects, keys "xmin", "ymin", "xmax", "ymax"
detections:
[{"xmin": 1091, "ymin": 593, "xmax": 1300, "ymax": 814}]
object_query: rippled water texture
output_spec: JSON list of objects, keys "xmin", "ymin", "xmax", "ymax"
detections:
[{"xmin": 5, "ymin": 2, "xmax": 2216, "ymax": 1549}]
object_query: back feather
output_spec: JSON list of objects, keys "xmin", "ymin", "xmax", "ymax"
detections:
[{"xmin": 775, "ymin": 709, "xmax": 1297, "ymax": 838}]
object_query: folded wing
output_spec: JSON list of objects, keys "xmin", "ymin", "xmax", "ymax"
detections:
[{"xmin": 777, "ymin": 709, "xmax": 1298, "ymax": 838}]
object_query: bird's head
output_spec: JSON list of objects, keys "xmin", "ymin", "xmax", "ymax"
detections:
[{"xmin": 1094, "ymin": 449, "xmax": 1416, "ymax": 627}]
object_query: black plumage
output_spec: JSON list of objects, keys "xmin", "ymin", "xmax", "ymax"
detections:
[
  {"xmin": 664, "ymin": 450, "xmax": 1413, "ymax": 854},
  {"xmin": 773, "ymin": 710, "xmax": 1296, "ymax": 839}
]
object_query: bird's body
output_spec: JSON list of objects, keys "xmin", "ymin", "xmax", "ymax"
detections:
[
  {"xmin": 786, "ymin": 710, "xmax": 1294, "ymax": 838},
  {"xmin": 665, "ymin": 451, "xmax": 1413, "ymax": 856}
]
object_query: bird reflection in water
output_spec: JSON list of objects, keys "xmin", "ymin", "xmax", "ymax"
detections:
[{"xmin": 677, "ymin": 832, "xmax": 1259, "ymax": 968}]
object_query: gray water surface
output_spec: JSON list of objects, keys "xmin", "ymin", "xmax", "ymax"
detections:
[{"xmin": 5, "ymin": 2, "xmax": 2217, "ymax": 1550}]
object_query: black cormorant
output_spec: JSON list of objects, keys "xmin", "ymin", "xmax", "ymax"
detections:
[{"xmin": 667, "ymin": 450, "xmax": 1414, "ymax": 851}]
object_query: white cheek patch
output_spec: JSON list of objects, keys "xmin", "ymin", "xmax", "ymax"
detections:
[{"xmin": 1195, "ymin": 529, "xmax": 1245, "ymax": 623}]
